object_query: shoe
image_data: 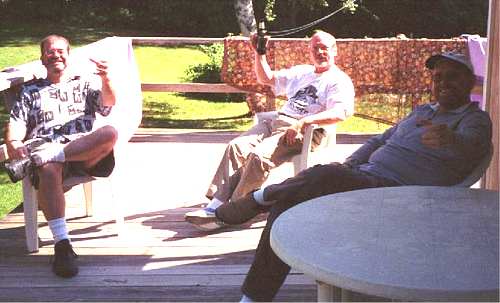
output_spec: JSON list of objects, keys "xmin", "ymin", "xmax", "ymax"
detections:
[
  {"xmin": 4, "ymin": 157, "xmax": 33, "ymax": 183},
  {"xmin": 185, "ymin": 208, "xmax": 226, "ymax": 231},
  {"xmin": 52, "ymin": 239, "xmax": 79, "ymax": 278},
  {"xmin": 216, "ymin": 193, "xmax": 269, "ymax": 225}
]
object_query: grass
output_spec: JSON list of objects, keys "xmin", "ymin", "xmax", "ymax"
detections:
[
  {"xmin": 0, "ymin": 45, "xmax": 40, "ymax": 68},
  {"xmin": 0, "ymin": 29, "xmax": 391, "ymax": 219},
  {"xmin": 133, "ymin": 45, "xmax": 253, "ymax": 130},
  {"xmin": 134, "ymin": 46, "xmax": 209, "ymax": 83},
  {"xmin": 133, "ymin": 45, "xmax": 391, "ymax": 132},
  {"xmin": 0, "ymin": 172, "xmax": 21, "ymax": 217}
]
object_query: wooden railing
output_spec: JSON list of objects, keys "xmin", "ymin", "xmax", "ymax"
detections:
[
  {"xmin": 141, "ymin": 83, "xmax": 246, "ymax": 93},
  {"xmin": 133, "ymin": 38, "xmax": 248, "ymax": 94}
]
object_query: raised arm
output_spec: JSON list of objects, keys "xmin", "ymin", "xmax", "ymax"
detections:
[
  {"xmin": 90, "ymin": 58, "xmax": 117, "ymax": 107},
  {"xmin": 249, "ymin": 33, "xmax": 275, "ymax": 87}
]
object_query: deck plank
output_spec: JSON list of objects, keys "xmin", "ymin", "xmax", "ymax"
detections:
[{"xmin": 0, "ymin": 130, "xmax": 375, "ymax": 302}]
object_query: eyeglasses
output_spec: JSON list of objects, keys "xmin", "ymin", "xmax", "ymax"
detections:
[{"xmin": 43, "ymin": 48, "xmax": 68, "ymax": 56}]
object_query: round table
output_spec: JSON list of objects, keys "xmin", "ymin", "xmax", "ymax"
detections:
[{"xmin": 270, "ymin": 186, "xmax": 499, "ymax": 302}]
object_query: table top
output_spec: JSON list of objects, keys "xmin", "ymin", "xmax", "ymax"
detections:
[{"xmin": 270, "ymin": 186, "xmax": 499, "ymax": 301}]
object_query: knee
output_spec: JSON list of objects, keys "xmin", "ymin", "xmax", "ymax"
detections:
[
  {"xmin": 36, "ymin": 163, "xmax": 63, "ymax": 181},
  {"xmin": 97, "ymin": 125, "xmax": 118, "ymax": 146},
  {"xmin": 247, "ymin": 152, "xmax": 269, "ymax": 170},
  {"xmin": 298, "ymin": 163, "xmax": 343, "ymax": 183}
]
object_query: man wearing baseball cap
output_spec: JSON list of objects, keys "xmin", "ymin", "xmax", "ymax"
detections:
[
  {"xmin": 426, "ymin": 51, "xmax": 475, "ymax": 73},
  {"xmin": 192, "ymin": 51, "xmax": 492, "ymax": 302},
  {"xmin": 424, "ymin": 51, "xmax": 478, "ymax": 115}
]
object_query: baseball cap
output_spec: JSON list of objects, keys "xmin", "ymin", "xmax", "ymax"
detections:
[{"xmin": 425, "ymin": 51, "xmax": 474, "ymax": 73}]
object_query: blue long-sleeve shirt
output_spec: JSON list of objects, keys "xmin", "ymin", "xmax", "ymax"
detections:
[{"xmin": 348, "ymin": 102, "xmax": 492, "ymax": 186}]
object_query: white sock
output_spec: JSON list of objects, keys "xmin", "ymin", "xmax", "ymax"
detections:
[
  {"xmin": 253, "ymin": 188, "xmax": 276, "ymax": 206},
  {"xmin": 48, "ymin": 217, "xmax": 69, "ymax": 243},
  {"xmin": 31, "ymin": 143, "xmax": 66, "ymax": 166},
  {"xmin": 240, "ymin": 294, "xmax": 254, "ymax": 302},
  {"xmin": 206, "ymin": 197, "xmax": 224, "ymax": 210}
]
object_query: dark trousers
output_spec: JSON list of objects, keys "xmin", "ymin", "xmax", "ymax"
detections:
[{"xmin": 241, "ymin": 163, "xmax": 400, "ymax": 301}]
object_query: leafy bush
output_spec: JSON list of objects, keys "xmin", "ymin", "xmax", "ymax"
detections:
[
  {"xmin": 184, "ymin": 44, "xmax": 224, "ymax": 83},
  {"xmin": 183, "ymin": 44, "xmax": 244, "ymax": 102}
]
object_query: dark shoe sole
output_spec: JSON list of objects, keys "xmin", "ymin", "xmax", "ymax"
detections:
[
  {"xmin": 185, "ymin": 214, "xmax": 219, "ymax": 226},
  {"xmin": 185, "ymin": 214, "xmax": 225, "ymax": 231},
  {"xmin": 216, "ymin": 193, "xmax": 268, "ymax": 225}
]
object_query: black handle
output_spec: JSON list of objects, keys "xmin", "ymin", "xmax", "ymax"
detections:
[{"xmin": 256, "ymin": 20, "xmax": 267, "ymax": 55}]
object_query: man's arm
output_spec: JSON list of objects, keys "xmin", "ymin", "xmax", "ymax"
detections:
[
  {"xmin": 4, "ymin": 122, "xmax": 28, "ymax": 159},
  {"xmin": 296, "ymin": 106, "xmax": 347, "ymax": 133},
  {"xmin": 421, "ymin": 111, "xmax": 492, "ymax": 154},
  {"xmin": 250, "ymin": 34, "xmax": 275, "ymax": 86},
  {"xmin": 90, "ymin": 58, "xmax": 117, "ymax": 106},
  {"xmin": 344, "ymin": 125, "xmax": 397, "ymax": 166},
  {"xmin": 282, "ymin": 107, "xmax": 347, "ymax": 146}
]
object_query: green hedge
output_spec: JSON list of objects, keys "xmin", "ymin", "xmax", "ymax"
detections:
[{"xmin": 0, "ymin": 0, "xmax": 489, "ymax": 38}]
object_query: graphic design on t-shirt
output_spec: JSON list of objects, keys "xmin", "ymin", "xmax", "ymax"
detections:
[
  {"xmin": 10, "ymin": 78, "xmax": 108, "ymax": 143},
  {"xmin": 285, "ymin": 85, "xmax": 318, "ymax": 116}
]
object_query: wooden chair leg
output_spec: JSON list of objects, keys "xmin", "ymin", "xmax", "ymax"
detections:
[{"xmin": 22, "ymin": 178, "xmax": 39, "ymax": 253}]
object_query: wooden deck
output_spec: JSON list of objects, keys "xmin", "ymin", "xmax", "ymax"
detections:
[{"xmin": 0, "ymin": 130, "xmax": 382, "ymax": 302}]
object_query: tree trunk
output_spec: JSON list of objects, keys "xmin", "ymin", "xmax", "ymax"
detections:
[
  {"xmin": 234, "ymin": 0, "xmax": 256, "ymax": 36},
  {"xmin": 233, "ymin": 0, "xmax": 269, "ymax": 113}
]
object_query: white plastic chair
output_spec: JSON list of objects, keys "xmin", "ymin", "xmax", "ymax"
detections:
[
  {"xmin": 254, "ymin": 111, "xmax": 336, "ymax": 175},
  {"xmin": 454, "ymin": 143, "xmax": 494, "ymax": 187},
  {"xmin": 21, "ymin": 175, "xmax": 102, "ymax": 253},
  {"xmin": 1, "ymin": 37, "xmax": 142, "ymax": 253},
  {"xmin": 1, "ymin": 88, "xmax": 108, "ymax": 253}
]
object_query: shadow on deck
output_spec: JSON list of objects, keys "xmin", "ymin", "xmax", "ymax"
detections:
[{"xmin": 0, "ymin": 129, "xmax": 385, "ymax": 302}]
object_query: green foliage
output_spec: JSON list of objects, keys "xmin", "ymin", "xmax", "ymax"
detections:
[
  {"xmin": 0, "ymin": 171, "xmax": 22, "ymax": 219},
  {"xmin": 0, "ymin": 0, "xmax": 242, "ymax": 37},
  {"xmin": 341, "ymin": 0, "xmax": 358, "ymax": 13},
  {"xmin": 141, "ymin": 92, "xmax": 252, "ymax": 129},
  {"xmin": 0, "ymin": 0, "xmax": 489, "ymax": 38},
  {"xmin": 184, "ymin": 44, "xmax": 224, "ymax": 83},
  {"xmin": 134, "ymin": 45, "xmax": 208, "ymax": 83},
  {"xmin": 264, "ymin": 0, "xmax": 277, "ymax": 22},
  {"xmin": 183, "ymin": 44, "xmax": 245, "ymax": 102},
  {"xmin": 262, "ymin": 0, "xmax": 488, "ymax": 38}
]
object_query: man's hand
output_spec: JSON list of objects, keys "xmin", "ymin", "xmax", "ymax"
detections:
[
  {"xmin": 89, "ymin": 58, "xmax": 111, "ymax": 82},
  {"xmin": 421, "ymin": 123, "xmax": 455, "ymax": 148},
  {"xmin": 249, "ymin": 33, "xmax": 269, "ymax": 54},
  {"xmin": 297, "ymin": 118, "xmax": 313, "ymax": 134},
  {"xmin": 89, "ymin": 57, "xmax": 117, "ymax": 106},
  {"xmin": 282, "ymin": 127, "xmax": 301, "ymax": 146},
  {"xmin": 6, "ymin": 140, "xmax": 28, "ymax": 160}
]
